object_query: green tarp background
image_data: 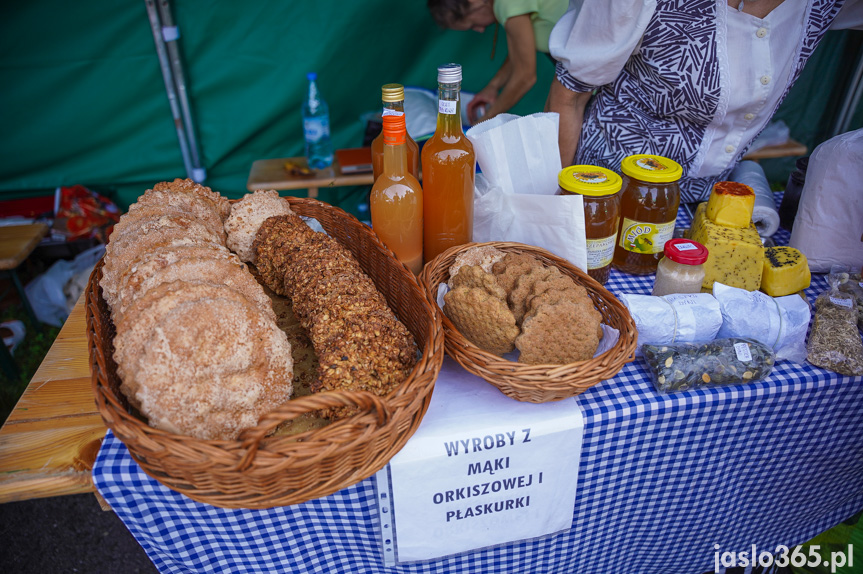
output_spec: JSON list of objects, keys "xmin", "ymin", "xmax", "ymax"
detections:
[{"xmin": 1, "ymin": 1, "xmax": 860, "ymax": 214}]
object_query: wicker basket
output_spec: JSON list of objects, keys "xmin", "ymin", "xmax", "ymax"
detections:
[
  {"xmin": 419, "ymin": 241, "xmax": 637, "ymax": 403},
  {"xmin": 88, "ymin": 197, "xmax": 444, "ymax": 509}
]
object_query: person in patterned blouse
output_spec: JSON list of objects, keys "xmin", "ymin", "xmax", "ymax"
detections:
[{"xmin": 547, "ymin": 0, "xmax": 863, "ymax": 202}]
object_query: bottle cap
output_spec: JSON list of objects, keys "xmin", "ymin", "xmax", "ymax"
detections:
[
  {"xmin": 382, "ymin": 114, "xmax": 406, "ymax": 146},
  {"xmin": 437, "ymin": 63, "xmax": 462, "ymax": 84},
  {"xmin": 558, "ymin": 165, "xmax": 622, "ymax": 196},
  {"xmin": 382, "ymin": 83, "xmax": 405, "ymax": 103},
  {"xmin": 620, "ymin": 154, "xmax": 683, "ymax": 183},
  {"xmin": 663, "ymin": 238, "xmax": 709, "ymax": 265},
  {"xmin": 307, "ymin": 72, "xmax": 317, "ymax": 81}
]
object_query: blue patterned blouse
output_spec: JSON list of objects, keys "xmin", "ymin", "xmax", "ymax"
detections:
[{"xmin": 552, "ymin": 0, "xmax": 851, "ymax": 202}]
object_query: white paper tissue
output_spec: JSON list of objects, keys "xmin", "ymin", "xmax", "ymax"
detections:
[{"xmin": 466, "ymin": 113, "xmax": 588, "ymax": 271}]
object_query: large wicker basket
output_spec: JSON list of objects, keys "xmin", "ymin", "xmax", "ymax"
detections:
[
  {"xmin": 88, "ymin": 197, "xmax": 444, "ymax": 509},
  {"xmin": 419, "ymin": 242, "xmax": 636, "ymax": 403}
]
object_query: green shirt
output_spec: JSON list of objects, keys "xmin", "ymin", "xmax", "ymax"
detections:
[{"xmin": 492, "ymin": 0, "xmax": 568, "ymax": 53}]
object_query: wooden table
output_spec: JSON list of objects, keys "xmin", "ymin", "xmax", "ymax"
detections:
[
  {"xmin": 0, "ymin": 223, "xmax": 49, "ymax": 271},
  {"xmin": 247, "ymin": 156, "xmax": 375, "ymax": 198},
  {"xmin": 0, "ymin": 297, "xmax": 105, "ymax": 502},
  {"xmin": 742, "ymin": 138, "xmax": 807, "ymax": 161}
]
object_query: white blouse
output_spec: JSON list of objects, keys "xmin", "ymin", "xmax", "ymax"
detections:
[{"xmin": 550, "ymin": 0, "xmax": 863, "ymax": 189}]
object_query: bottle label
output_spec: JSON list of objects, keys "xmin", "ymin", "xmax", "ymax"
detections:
[
  {"xmin": 586, "ymin": 234, "xmax": 616, "ymax": 270},
  {"xmin": 618, "ymin": 218, "xmax": 675, "ymax": 254},
  {"xmin": 304, "ymin": 117, "xmax": 330, "ymax": 143},
  {"xmin": 439, "ymin": 100, "xmax": 457, "ymax": 115},
  {"xmin": 382, "ymin": 109, "xmax": 404, "ymax": 117}
]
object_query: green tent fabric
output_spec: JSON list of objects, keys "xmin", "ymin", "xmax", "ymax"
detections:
[{"xmin": 0, "ymin": 1, "xmax": 860, "ymax": 213}]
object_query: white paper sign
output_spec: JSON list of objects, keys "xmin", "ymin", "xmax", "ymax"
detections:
[{"xmin": 376, "ymin": 357, "xmax": 585, "ymax": 564}]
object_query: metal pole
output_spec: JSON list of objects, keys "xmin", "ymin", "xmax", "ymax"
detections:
[
  {"xmin": 830, "ymin": 47, "xmax": 863, "ymax": 138},
  {"xmin": 156, "ymin": 0, "xmax": 206, "ymax": 182},
  {"xmin": 145, "ymin": 0, "xmax": 194, "ymax": 180}
]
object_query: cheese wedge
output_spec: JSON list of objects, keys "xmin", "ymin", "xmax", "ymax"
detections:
[
  {"xmin": 761, "ymin": 246, "xmax": 811, "ymax": 297},
  {"xmin": 690, "ymin": 202, "xmax": 764, "ymax": 290},
  {"xmin": 706, "ymin": 181, "xmax": 755, "ymax": 228}
]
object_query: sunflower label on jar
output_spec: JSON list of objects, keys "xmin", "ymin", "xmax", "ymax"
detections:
[{"xmin": 618, "ymin": 218, "xmax": 675, "ymax": 254}]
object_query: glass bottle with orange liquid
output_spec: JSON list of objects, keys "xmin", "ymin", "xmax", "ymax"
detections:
[
  {"xmin": 370, "ymin": 113, "xmax": 424, "ymax": 274},
  {"xmin": 372, "ymin": 84, "xmax": 419, "ymax": 182},
  {"xmin": 421, "ymin": 63, "xmax": 476, "ymax": 263}
]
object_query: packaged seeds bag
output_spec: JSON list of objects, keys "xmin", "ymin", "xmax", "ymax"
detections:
[{"xmin": 807, "ymin": 274, "xmax": 863, "ymax": 376}]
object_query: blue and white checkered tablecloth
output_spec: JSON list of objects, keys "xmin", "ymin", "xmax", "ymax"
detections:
[{"xmin": 93, "ymin": 203, "xmax": 863, "ymax": 574}]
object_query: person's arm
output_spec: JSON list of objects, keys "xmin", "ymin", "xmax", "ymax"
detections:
[
  {"xmin": 475, "ymin": 14, "xmax": 537, "ymax": 123},
  {"xmin": 545, "ymin": 76, "xmax": 591, "ymax": 166},
  {"xmin": 467, "ymin": 57, "xmax": 512, "ymax": 124}
]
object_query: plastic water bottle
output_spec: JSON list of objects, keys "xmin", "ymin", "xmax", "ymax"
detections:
[{"xmin": 302, "ymin": 72, "xmax": 333, "ymax": 169}]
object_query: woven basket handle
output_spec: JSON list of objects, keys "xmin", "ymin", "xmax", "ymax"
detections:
[{"xmin": 234, "ymin": 390, "xmax": 392, "ymax": 471}]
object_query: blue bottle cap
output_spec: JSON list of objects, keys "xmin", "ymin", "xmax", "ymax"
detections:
[{"xmin": 307, "ymin": 72, "xmax": 317, "ymax": 81}]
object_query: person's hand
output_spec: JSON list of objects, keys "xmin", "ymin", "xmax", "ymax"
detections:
[{"xmin": 467, "ymin": 86, "xmax": 497, "ymax": 124}]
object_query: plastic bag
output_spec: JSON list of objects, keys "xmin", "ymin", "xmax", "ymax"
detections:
[
  {"xmin": 789, "ymin": 128, "xmax": 863, "ymax": 272},
  {"xmin": 619, "ymin": 292, "xmax": 723, "ymax": 355},
  {"xmin": 467, "ymin": 113, "xmax": 588, "ymax": 270},
  {"xmin": 713, "ymin": 282, "xmax": 811, "ymax": 363},
  {"xmin": 24, "ymin": 244, "xmax": 105, "ymax": 326},
  {"xmin": 806, "ymin": 274, "xmax": 863, "ymax": 376},
  {"xmin": 644, "ymin": 338, "xmax": 776, "ymax": 393},
  {"xmin": 830, "ymin": 266, "xmax": 863, "ymax": 329}
]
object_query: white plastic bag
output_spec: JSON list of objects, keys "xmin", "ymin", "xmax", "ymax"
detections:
[
  {"xmin": 467, "ymin": 113, "xmax": 588, "ymax": 271},
  {"xmin": 713, "ymin": 282, "xmax": 811, "ymax": 364},
  {"xmin": 24, "ymin": 244, "xmax": 105, "ymax": 326},
  {"xmin": 619, "ymin": 292, "xmax": 723, "ymax": 355},
  {"xmin": 789, "ymin": 128, "xmax": 863, "ymax": 272}
]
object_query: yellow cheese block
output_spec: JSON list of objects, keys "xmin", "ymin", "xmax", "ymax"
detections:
[
  {"xmin": 705, "ymin": 181, "xmax": 755, "ymax": 228},
  {"xmin": 689, "ymin": 202, "xmax": 764, "ymax": 290},
  {"xmin": 761, "ymin": 246, "xmax": 811, "ymax": 297}
]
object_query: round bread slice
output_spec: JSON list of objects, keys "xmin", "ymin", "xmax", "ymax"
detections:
[
  {"xmin": 508, "ymin": 266, "xmax": 561, "ymax": 325},
  {"xmin": 444, "ymin": 286, "xmax": 519, "ymax": 356},
  {"xmin": 130, "ymin": 192, "xmax": 227, "ymax": 243},
  {"xmin": 150, "ymin": 178, "xmax": 231, "ymax": 221},
  {"xmin": 516, "ymin": 300, "xmax": 601, "ymax": 365},
  {"xmin": 101, "ymin": 233, "xmax": 216, "ymax": 308},
  {"xmin": 225, "ymin": 190, "xmax": 294, "ymax": 263},
  {"xmin": 129, "ymin": 294, "xmax": 293, "ymax": 440},
  {"xmin": 448, "ymin": 245, "xmax": 506, "ymax": 279},
  {"xmin": 113, "ymin": 253, "xmax": 275, "ymax": 326}
]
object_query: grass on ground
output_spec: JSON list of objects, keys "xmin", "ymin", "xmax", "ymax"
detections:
[{"xmin": 0, "ymin": 306, "xmax": 61, "ymax": 425}]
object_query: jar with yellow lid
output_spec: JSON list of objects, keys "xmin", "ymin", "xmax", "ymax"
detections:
[
  {"xmin": 558, "ymin": 165, "xmax": 622, "ymax": 284},
  {"xmin": 612, "ymin": 154, "xmax": 682, "ymax": 275}
]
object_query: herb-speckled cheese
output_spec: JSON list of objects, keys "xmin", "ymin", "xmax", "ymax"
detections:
[
  {"xmin": 761, "ymin": 246, "xmax": 811, "ymax": 296},
  {"xmin": 689, "ymin": 202, "xmax": 764, "ymax": 290}
]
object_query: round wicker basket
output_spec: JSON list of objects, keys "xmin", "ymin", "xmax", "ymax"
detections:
[
  {"xmin": 419, "ymin": 241, "xmax": 637, "ymax": 403},
  {"xmin": 88, "ymin": 197, "xmax": 444, "ymax": 509}
]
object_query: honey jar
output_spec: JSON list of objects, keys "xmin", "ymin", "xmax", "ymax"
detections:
[
  {"xmin": 558, "ymin": 165, "xmax": 622, "ymax": 284},
  {"xmin": 612, "ymin": 154, "xmax": 682, "ymax": 275}
]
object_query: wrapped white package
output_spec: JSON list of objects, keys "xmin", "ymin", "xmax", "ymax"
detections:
[
  {"xmin": 789, "ymin": 128, "xmax": 863, "ymax": 272},
  {"xmin": 730, "ymin": 160, "xmax": 779, "ymax": 237},
  {"xmin": 466, "ymin": 113, "xmax": 587, "ymax": 271},
  {"xmin": 713, "ymin": 282, "xmax": 811, "ymax": 364},
  {"xmin": 619, "ymin": 292, "xmax": 723, "ymax": 355}
]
